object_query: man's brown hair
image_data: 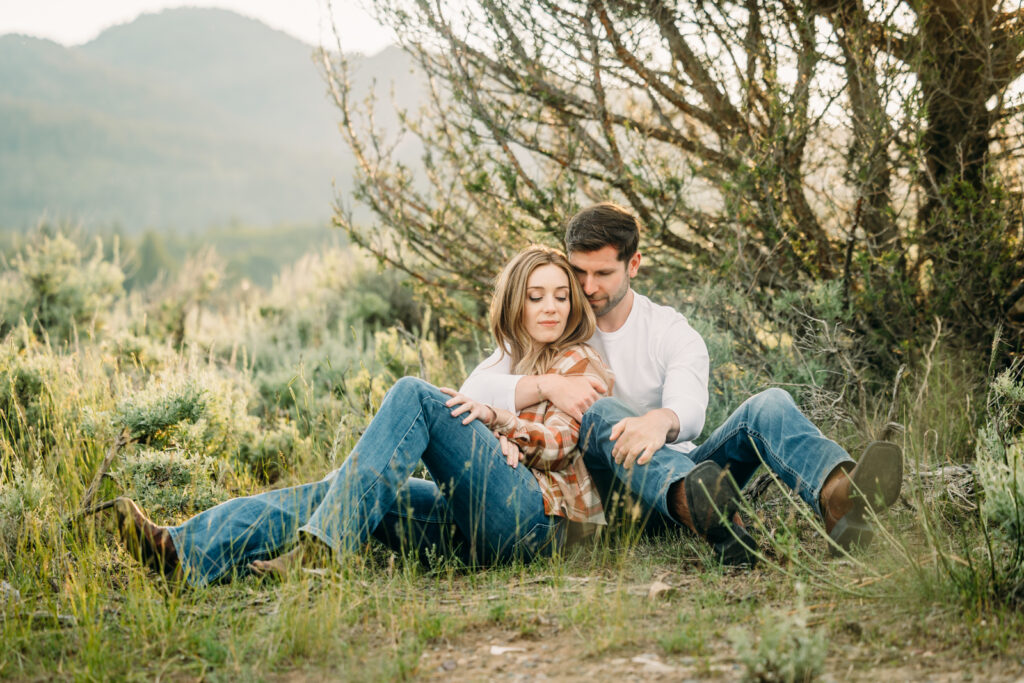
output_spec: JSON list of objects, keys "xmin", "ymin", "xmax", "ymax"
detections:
[{"xmin": 564, "ymin": 202, "xmax": 640, "ymax": 262}]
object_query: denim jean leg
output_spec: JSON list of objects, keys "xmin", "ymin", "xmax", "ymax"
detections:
[
  {"xmin": 581, "ymin": 397, "xmax": 698, "ymax": 529},
  {"xmin": 419, "ymin": 429, "xmax": 558, "ymax": 565},
  {"xmin": 688, "ymin": 388, "xmax": 854, "ymax": 515},
  {"xmin": 166, "ymin": 473, "xmax": 466, "ymax": 586},
  {"xmin": 166, "ymin": 477, "xmax": 332, "ymax": 587},
  {"xmin": 371, "ymin": 477, "xmax": 472, "ymax": 565},
  {"xmin": 300, "ymin": 377, "xmax": 557, "ymax": 564}
]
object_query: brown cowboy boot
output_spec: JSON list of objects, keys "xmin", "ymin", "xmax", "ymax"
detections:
[
  {"xmin": 820, "ymin": 441, "xmax": 902, "ymax": 554},
  {"xmin": 671, "ymin": 461, "xmax": 757, "ymax": 566},
  {"xmin": 112, "ymin": 497, "xmax": 180, "ymax": 576}
]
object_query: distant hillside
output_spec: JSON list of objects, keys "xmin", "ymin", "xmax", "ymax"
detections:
[{"xmin": 0, "ymin": 8, "xmax": 420, "ymax": 232}]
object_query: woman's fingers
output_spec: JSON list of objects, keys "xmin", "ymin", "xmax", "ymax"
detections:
[
  {"xmin": 495, "ymin": 433, "xmax": 518, "ymax": 468},
  {"xmin": 462, "ymin": 404, "xmax": 484, "ymax": 425}
]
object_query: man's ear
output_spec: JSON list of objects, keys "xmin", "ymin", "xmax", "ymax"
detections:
[{"xmin": 627, "ymin": 251, "xmax": 642, "ymax": 278}]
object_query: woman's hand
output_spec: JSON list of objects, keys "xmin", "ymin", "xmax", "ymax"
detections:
[
  {"xmin": 440, "ymin": 387, "xmax": 496, "ymax": 426},
  {"xmin": 495, "ymin": 432, "xmax": 523, "ymax": 468}
]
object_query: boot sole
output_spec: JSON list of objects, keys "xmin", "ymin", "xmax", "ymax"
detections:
[
  {"xmin": 686, "ymin": 462, "xmax": 758, "ymax": 566},
  {"xmin": 851, "ymin": 441, "xmax": 903, "ymax": 512},
  {"xmin": 828, "ymin": 441, "xmax": 902, "ymax": 554},
  {"xmin": 711, "ymin": 522, "xmax": 759, "ymax": 566},
  {"xmin": 684, "ymin": 461, "xmax": 739, "ymax": 536}
]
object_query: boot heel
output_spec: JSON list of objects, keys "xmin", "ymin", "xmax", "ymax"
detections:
[{"xmin": 828, "ymin": 512, "xmax": 874, "ymax": 555}]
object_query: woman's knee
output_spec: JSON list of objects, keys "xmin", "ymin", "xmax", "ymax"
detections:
[{"xmin": 385, "ymin": 376, "xmax": 436, "ymax": 407}]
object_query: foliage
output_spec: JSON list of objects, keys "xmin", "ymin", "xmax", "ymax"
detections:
[
  {"xmin": 0, "ymin": 232, "xmax": 124, "ymax": 343},
  {"xmin": 236, "ymin": 419, "xmax": 311, "ymax": 484},
  {"xmin": 327, "ymin": 0, "xmax": 1024, "ymax": 365},
  {"xmin": 968, "ymin": 359, "xmax": 1024, "ymax": 604},
  {"xmin": 115, "ymin": 448, "xmax": 231, "ymax": 519},
  {"xmin": 0, "ymin": 460, "xmax": 54, "ymax": 562},
  {"xmin": 0, "ymin": 342, "xmax": 61, "ymax": 448},
  {"xmin": 729, "ymin": 583, "xmax": 827, "ymax": 682},
  {"xmin": 114, "ymin": 377, "xmax": 207, "ymax": 442}
]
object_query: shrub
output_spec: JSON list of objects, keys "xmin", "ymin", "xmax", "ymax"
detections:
[
  {"xmin": 729, "ymin": 583, "xmax": 826, "ymax": 682},
  {"xmin": 115, "ymin": 448, "xmax": 231, "ymax": 519},
  {"xmin": 114, "ymin": 378, "xmax": 207, "ymax": 443},
  {"xmin": 972, "ymin": 362, "xmax": 1024, "ymax": 598},
  {"xmin": 236, "ymin": 419, "xmax": 311, "ymax": 483},
  {"xmin": 0, "ymin": 345, "xmax": 60, "ymax": 447},
  {"xmin": 0, "ymin": 460, "xmax": 55, "ymax": 562},
  {"xmin": 0, "ymin": 232, "xmax": 124, "ymax": 343},
  {"xmin": 113, "ymin": 366, "xmax": 261, "ymax": 467}
]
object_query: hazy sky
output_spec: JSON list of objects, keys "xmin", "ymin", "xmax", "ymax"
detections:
[{"xmin": 0, "ymin": 0, "xmax": 395, "ymax": 53}]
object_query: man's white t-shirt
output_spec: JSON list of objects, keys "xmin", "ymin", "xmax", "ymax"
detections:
[{"xmin": 459, "ymin": 291, "xmax": 710, "ymax": 453}]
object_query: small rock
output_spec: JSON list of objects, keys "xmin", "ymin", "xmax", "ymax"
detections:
[
  {"xmin": 632, "ymin": 653, "xmax": 676, "ymax": 674},
  {"xmin": 490, "ymin": 645, "xmax": 526, "ymax": 655},
  {"xmin": 1, "ymin": 581, "xmax": 21, "ymax": 607},
  {"xmin": 647, "ymin": 580, "xmax": 677, "ymax": 600},
  {"xmin": 441, "ymin": 659, "xmax": 457, "ymax": 671}
]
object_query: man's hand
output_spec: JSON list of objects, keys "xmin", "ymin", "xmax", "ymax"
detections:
[
  {"xmin": 609, "ymin": 409, "xmax": 679, "ymax": 469},
  {"xmin": 536, "ymin": 374, "xmax": 607, "ymax": 421},
  {"xmin": 440, "ymin": 387, "xmax": 495, "ymax": 426}
]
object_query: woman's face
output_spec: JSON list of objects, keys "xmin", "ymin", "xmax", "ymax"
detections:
[{"xmin": 522, "ymin": 263, "xmax": 571, "ymax": 346}]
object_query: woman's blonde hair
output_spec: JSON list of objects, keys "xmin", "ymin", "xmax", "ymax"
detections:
[{"xmin": 490, "ymin": 245, "xmax": 596, "ymax": 376}]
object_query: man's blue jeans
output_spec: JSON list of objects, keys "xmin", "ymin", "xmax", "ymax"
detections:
[
  {"xmin": 579, "ymin": 388, "xmax": 853, "ymax": 530},
  {"xmin": 167, "ymin": 377, "xmax": 562, "ymax": 586}
]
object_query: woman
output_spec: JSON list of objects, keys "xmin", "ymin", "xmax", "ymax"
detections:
[{"xmin": 112, "ymin": 245, "xmax": 612, "ymax": 586}]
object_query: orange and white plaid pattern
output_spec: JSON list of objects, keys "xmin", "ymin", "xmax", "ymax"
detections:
[{"xmin": 491, "ymin": 344, "xmax": 612, "ymax": 526}]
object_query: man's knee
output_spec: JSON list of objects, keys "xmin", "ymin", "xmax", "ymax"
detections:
[
  {"xmin": 582, "ymin": 397, "xmax": 635, "ymax": 429},
  {"xmin": 742, "ymin": 387, "xmax": 797, "ymax": 421},
  {"xmin": 580, "ymin": 398, "xmax": 635, "ymax": 466}
]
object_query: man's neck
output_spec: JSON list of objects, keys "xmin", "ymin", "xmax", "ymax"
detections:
[{"xmin": 596, "ymin": 289, "xmax": 635, "ymax": 333}]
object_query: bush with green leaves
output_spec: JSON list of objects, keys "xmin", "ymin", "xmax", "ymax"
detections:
[
  {"xmin": 236, "ymin": 419, "xmax": 311, "ymax": 483},
  {"xmin": 972, "ymin": 362, "xmax": 1024, "ymax": 599},
  {"xmin": 669, "ymin": 280, "xmax": 857, "ymax": 444},
  {"xmin": 114, "ymin": 377, "xmax": 207, "ymax": 443},
  {"xmin": 103, "ymin": 332, "xmax": 175, "ymax": 375},
  {"xmin": 0, "ymin": 460, "xmax": 54, "ymax": 562},
  {"xmin": 729, "ymin": 583, "xmax": 826, "ymax": 682},
  {"xmin": 0, "ymin": 344, "xmax": 61, "ymax": 448},
  {"xmin": 115, "ymin": 448, "xmax": 231, "ymax": 519},
  {"xmin": 0, "ymin": 232, "xmax": 124, "ymax": 343}
]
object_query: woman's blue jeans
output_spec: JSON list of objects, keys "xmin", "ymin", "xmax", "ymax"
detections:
[
  {"xmin": 166, "ymin": 377, "xmax": 562, "ymax": 586},
  {"xmin": 580, "ymin": 388, "xmax": 853, "ymax": 531}
]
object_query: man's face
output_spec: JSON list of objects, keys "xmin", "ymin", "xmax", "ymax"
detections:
[{"xmin": 568, "ymin": 245, "xmax": 641, "ymax": 318}]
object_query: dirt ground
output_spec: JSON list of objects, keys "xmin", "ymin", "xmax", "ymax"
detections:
[{"xmin": 416, "ymin": 623, "xmax": 1024, "ymax": 681}]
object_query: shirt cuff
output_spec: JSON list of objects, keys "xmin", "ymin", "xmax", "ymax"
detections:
[{"xmin": 663, "ymin": 400, "xmax": 706, "ymax": 444}]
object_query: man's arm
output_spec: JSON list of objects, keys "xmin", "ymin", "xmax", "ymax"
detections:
[
  {"xmin": 513, "ymin": 374, "xmax": 607, "ymax": 421},
  {"xmin": 491, "ymin": 350, "xmax": 611, "ymax": 471},
  {"xmin": 611, "ymin": 318, "xmax": 709, "ymax": 469},
  {"xmin": 461, "ymin": 350, "xmax": 608, "ymax": 421},
  {"xmin": 458, "ymin": 349, "xmax": 519, "ymax": 411}
]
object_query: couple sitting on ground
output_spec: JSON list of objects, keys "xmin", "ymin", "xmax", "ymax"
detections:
[{"xmin": 111, "ymin": 202, "xmax": 903, "ymax": 585}]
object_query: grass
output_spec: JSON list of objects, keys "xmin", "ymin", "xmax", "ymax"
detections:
[
  {"xmin": 3, "ymin": 234, "xmax": 1024, "ymax": 680},
  {"xmin": 2, "ymin": 492, "xmax": 1023, "ymax": 680}
]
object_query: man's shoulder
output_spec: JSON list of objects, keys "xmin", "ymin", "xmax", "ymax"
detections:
[{"xmin": 632, "ymin": 292, "xmax": 691, "ymax": 329}]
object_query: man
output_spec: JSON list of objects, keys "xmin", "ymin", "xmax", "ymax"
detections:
[{"xmin": 460, "ymin": 202, "xmax": 903, "ymax": 564}]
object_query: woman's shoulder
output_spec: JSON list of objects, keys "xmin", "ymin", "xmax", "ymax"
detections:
[{"xmin": 550, "ymin": 343, "xmax": 607, "ymax": 372}]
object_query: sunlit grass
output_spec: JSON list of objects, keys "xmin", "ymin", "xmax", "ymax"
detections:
[{"xmin": 2, "ymin": 231, "xmax": 1023, "ymax": 679}]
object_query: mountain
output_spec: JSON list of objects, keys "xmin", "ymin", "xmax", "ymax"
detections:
[{"xmin": 0, "ymin": 8, "xmax": 419, "ymax": 231}]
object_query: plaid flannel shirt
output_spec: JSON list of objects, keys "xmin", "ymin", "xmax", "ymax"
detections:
[{"xmin": 491, "ymin": 344, "xmax": 612, "ymax": 525}]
